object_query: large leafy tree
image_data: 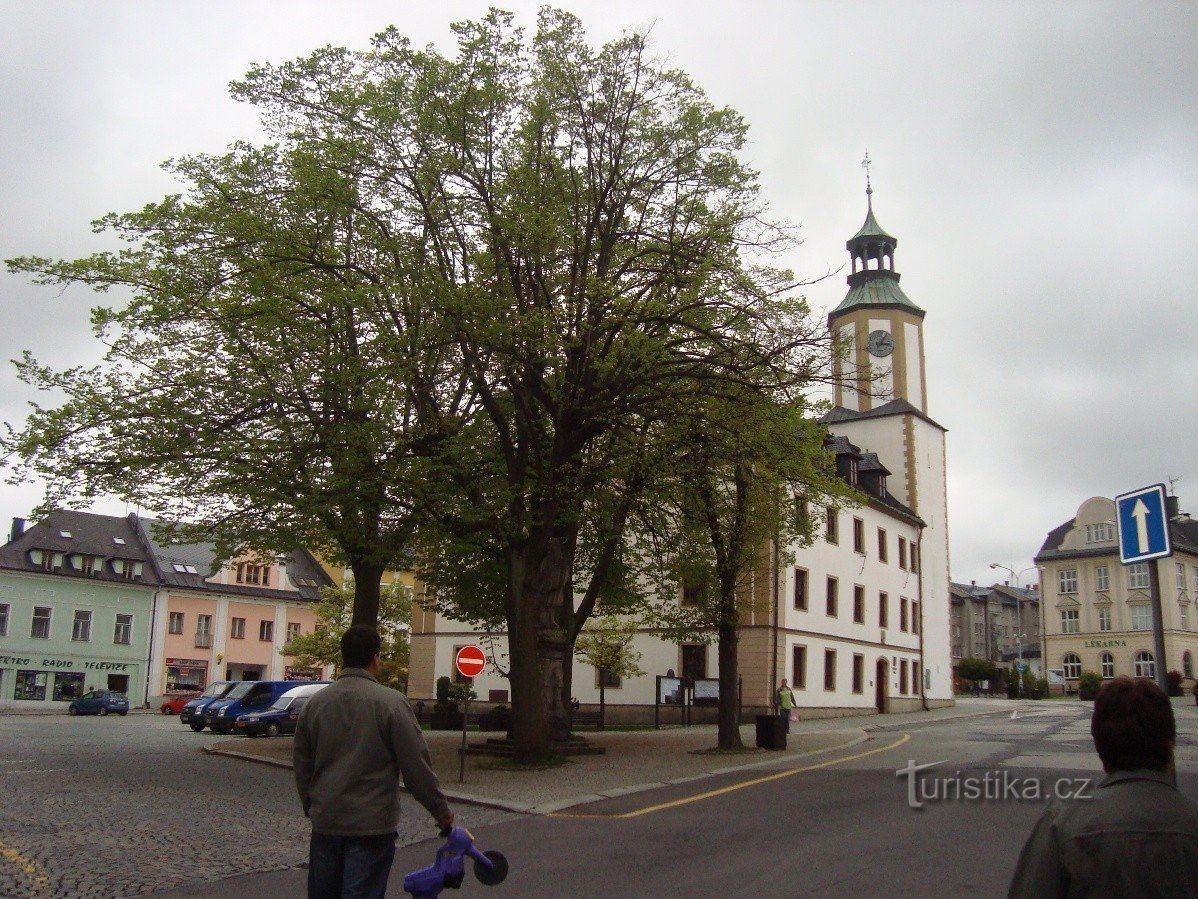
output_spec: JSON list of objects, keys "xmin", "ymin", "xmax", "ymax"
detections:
[
  {"xmin": 5, "ymin": 133, "xmax": 468, "ymax": 626},
  {"xmin": 233, "ymin": 8, "xmax": 835, "ymax": 759}
]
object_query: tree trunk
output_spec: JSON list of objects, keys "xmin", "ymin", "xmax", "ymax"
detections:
[
  {"xmin": 599, "ymin": 679, "xmax": 606, "ymax": 730},
  {"xmin": 717, "ymin": 590, "xmax": 743, "ymax": 750},
  {"xmin": 349, "ymin": 559, "xmax": 385, "ymax": 627}
]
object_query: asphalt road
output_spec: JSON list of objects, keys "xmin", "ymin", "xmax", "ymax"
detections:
[{"xmin": 4, "ymin": 701, "xmax": 1198, "ymax": 897}]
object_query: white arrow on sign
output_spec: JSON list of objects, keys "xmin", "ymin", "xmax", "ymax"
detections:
[{"xmin": 1132, "ymin": 498, "xmax": 1152, "ymax": 553}]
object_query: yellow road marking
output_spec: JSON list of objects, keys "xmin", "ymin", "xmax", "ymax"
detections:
[
  {"xmin": 555, "ymin": 733, "xmax": 911, "ymax": 820},
  {"xmin": 0, "ymin": 837, "xmax": 50, "ymax": 896}
]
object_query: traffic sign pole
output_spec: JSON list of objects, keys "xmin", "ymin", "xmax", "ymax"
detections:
[{"xmin": 1149, "ymin": 560, "xmax": 1169, "ymax": 694}]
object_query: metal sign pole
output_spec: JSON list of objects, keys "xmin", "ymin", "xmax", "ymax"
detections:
[
  {"xmin": 459, "ymin": 692, "xmax": 469, "ymax": 783},
  {"xmin": 1149, "ymin": 560, "xmax": 1169, "ymax": 694}
]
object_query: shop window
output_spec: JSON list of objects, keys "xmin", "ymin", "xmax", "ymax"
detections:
[
  {"xmin": 31, "ymin": 606, "xmax": 51, "ymax": 639},
  {"xmin": 53, "ymin": 672, "xmax": 85, "ymax": 701},
  {"xmin": 168, "ymin": 611, "xmax": 184, "ymax": 634},
  {"xmin": 15, "ymin": 670, "xmax": 49, "ymax": 701},
  {"xmin": 72, "ymin": 610, "xmax": 92, "ymax": 642},
  {"xmin": 113, "ymin": 614, "xmax": 132, "ymax": 645}
]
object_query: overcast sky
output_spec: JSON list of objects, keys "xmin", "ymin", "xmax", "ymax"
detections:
[{"xmin": 1, "ymin": 1, "xmax": 1195, "ymax": 589}]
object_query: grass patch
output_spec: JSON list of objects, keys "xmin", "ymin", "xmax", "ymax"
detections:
[{"xmin": 475, "ymin": 753, "xmax": 573, "ymax": 772}]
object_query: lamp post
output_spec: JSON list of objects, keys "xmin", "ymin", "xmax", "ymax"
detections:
[{"xmin": 990, "ymin": 563, "xmax": 1037, "ymax": 698}]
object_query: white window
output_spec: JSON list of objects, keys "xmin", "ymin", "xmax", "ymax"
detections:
[
  {"xmin": 259, "ymin": 620, "xmax": 274, "ymax": 642},
  {"xmin": 1058, "ymin": 569, "xmax": 1078, "ymax": 594},
  {"xmin": 230, "ymin": 617, "xmax": 246, "ymax": 640},
  {"xmin": 1085, "ymin": 523, "xmax": 1114, "ymax": 543},
  {"xmin": 287, "ymin": 622, "xmax": 301, "ymax": 641},
  {"xmin": 1062, "ymin": 653, "xmax": 1081, "ymax": 679},
  {"xmin": 1130, "ymin": 605, "xmax": 1152, "ymax": 631},
  {"xmin": 0, "ymin": 603, "xmax": 8, "ymax": 636},
  {"xmin": 1128, "ymin": 563, "xmax": 1150, "ymax": 590},
  {"xmin": 196, "ymin": 614, "xmax": 213, "ymax": 648},
  {"xmin": 1100, "ymin": 652, "xmax": 1115, "ymax": 679},
  {"xmin": 72, "ymin": 610, "xmax": 92, "ymax": 642},
  {"xmin": 1061, "ymin": 609, "xmax": 1079, "ymax": 634},
  {"xmin": 168, "ymin": 611, "xmax": 184, "ymax": 634},
  {"xmin": 113, "ymin": 614, "xmax": 132, "ymax": 645},
  {"xmin": 1181, "ymin": 605, "xmax": 1189, "ymax": 631},
  {"xmin": 1134, "ymin": 650, "xmax": 1156, "ymax": 679},
  {"xmin": 1095, "ymin": 566, "xmax": 1109, "ymax": 592},
  {"xmin": 1179, "ymin": 563, "xmax": 1188, "ymax": 590},
  {"xmin": 1098, "ymin": 607, "xmax": 1111, "ymax": 632}
]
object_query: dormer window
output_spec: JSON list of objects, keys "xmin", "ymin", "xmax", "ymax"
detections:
[
  {"xmin": 237, "ymin": 563, "xmax": 271, "ymax": 586},
  {"xmin": 78, "ymin": 555, "xmax": 99, "ymax": 576},
  {"xmin": 848, "ymin": 461, "xmax": 858, "ymax": 486},
  {"xmin": 31, "ymin": 549, "xmax": 63, "ymax": 571}
]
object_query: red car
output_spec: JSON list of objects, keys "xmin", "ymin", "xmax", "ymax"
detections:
[{"xmin": 160, "ymin": 690, "xmax": 202, "ymax": 715}]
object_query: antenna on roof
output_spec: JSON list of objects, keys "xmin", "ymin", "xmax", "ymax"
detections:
[{"xmin": 1167, "ymin": 474, "xmax": 1180, "ymax": 495}]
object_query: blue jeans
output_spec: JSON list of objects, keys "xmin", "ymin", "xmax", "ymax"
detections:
[{"xmin": 308, "ymin": 831, "xmax": 397, "ymax": 899}]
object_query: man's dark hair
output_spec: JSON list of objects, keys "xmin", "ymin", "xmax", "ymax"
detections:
[
  {"xmin": 341, "ymin": 625, "xmax": 382, "ymax": 669},
  {"xmin": 1091, "ymin": 676, "xmax": 1175, "ymax": 772}
]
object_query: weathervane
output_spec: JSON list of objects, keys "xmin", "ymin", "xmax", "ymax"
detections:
[{"xmin": 862, "ymin": 152, "xmax": 873, "ymax": 196}]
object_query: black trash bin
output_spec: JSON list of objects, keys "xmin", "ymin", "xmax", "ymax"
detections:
[{"xmin": 755, "ymin": 714, "xmax": 787, "ymax": 750}]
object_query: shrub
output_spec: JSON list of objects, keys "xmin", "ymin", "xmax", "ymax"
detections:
[
  {"xmin": 436, "ymin": 676, "xmax": 451, "ymax": 703},
  {"xmin": 1167, "ymin": 670, "xmax": 1183, "ymax": 697},
  {"xmin": 1077, "ymin": 670, "xmax": 1102, "ymax": 700}
]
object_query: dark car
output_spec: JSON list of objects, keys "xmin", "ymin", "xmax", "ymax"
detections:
[
  {"xmin": 180, "ymin": 681, "xmax": 237, "ymax": 732},
  {"xmin": 68, "ymin": 690, "xmax": 130, "ymax": 716},
  {"xmin": 204, "ymin": 680, "xmax": 298, "ymax": 734},
  {"xmin": 234, "ymin": 683, "xmax": 329, "ymax": 737},
  {"xmin": 160, "ymin": 689, "xmax": 202, "ymax": 715}
]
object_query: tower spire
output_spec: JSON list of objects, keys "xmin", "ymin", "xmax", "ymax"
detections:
[{"xmin": 862, "ymin": 151, "xmax": 873, "ymax": 206}]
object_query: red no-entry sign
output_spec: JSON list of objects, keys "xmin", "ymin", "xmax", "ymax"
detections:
[{"xmin": 455, "ymin": 645, "xmax": 487, "ymax": 679}]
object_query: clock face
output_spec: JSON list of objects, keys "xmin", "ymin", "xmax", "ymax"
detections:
[{"xmin": 867, "ymin": 329, "xmax": 894, "ymax": 358}]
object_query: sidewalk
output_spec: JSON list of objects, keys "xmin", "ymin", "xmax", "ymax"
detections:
[{"xmin": 206, "ymin": 698, "xmax": 1024, "ymax": 815}]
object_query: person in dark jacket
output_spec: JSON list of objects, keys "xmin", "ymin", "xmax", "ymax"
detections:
[
  {"xmin": 295, "ymin": 625, "xmax": 454, "ymax": 899},
  {"xmin": 1009, "ymin": 676, "xmax": 1198, "ymax": 897}
]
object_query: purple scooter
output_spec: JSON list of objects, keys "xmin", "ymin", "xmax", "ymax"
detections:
[{"xmin": 403, "ymin": 827, "xmax": 509, "ymax": 897}]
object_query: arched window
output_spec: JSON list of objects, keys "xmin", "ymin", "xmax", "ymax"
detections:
[
  {"xmin": 1184, "ymin": 651, "xmax": 1194, "ymax": 680},
  {"xmin": 1134, "ymin": 651, "xmax": 1156, "ymax": 679},
  {"xmin": 1062, "ymin": 653, "xmax": 1082, "ymax": 679},
  {"xmin": 1100, "ymin": 653, "xmax": 1115, "ymax": 679}
]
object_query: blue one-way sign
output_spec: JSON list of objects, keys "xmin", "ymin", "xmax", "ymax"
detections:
[{"xmin": 1115, "ymin": 484, "xmax": 1173, "ymax": 565}]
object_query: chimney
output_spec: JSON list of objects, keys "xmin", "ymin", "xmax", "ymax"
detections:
[
  {"xmin": 970, "ymin": 580, "xmax": 976, "ymax": 586},
  {"xmin": 10, "ymin": 517, "xmax": 25, "ymax": 543},
  {"xmin": 1166, "ymin": 495, "xmax": 1180, "ymax": 519}
]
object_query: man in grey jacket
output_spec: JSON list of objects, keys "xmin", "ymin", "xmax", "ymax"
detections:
[
  {"xmin": 295, "ymin": 625, "xmax": 454, "ymax": 899},
  {"xmin": 1009, "ymin": 676, "xmax": 1198, "ymax": 897}
]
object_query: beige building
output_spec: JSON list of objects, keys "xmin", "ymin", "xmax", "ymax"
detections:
[
  {"xmin": 1035, "ymin": 494, "xmax": 1198, "ymax": 687},
  {"xmin": 950, "ymin": 581, "xmax": 1040, "ymax": 681}
]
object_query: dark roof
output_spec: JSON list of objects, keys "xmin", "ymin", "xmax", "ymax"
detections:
[
  {"xmin": 990, "ymin": 583, "xmax": 1039, "ymax": 605},
  {"xmin": 824, "ymin": 432, "xmax": 923, "ymax": 527},
  {"xmin": 1035, "ymin": 509, "xmax": 1198, "ymax": 563},
  {"xmin": 0, "ymin": 510, "xmax": 159, "ymax": 586},
  {"xmin": 848, "ymin": 201, "xmax": 896, "ymax": 246},
  {"xmin": 822, "ymin": 399, "xmax": 946, "ymax": 433},
  {"xmin": 950, "ymin": 582, "xmax": 990, "ymax": 601}
]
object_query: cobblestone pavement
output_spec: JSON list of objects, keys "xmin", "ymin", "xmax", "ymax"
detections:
[{"xmin": 0, "ymin": 713, "xmax": 517, "ymax": 898}]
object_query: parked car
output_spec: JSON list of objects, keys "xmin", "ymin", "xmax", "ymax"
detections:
[
  {"xmin": 235, "ymin": 682, "xmax": 330, "ymax": 737},
  {"xmin": 204, "ymin": 680, "xmax": 303, "ymax": 734},
  {"xmin": 68, "ymin": 690, "xmax": 130, "ymax": 716},
  {"xmin": 180, "ymin": 681, "xmax": 238, "ymax": 732},
  {"xmin": 160, "ymin": 689, "xmax": 202, "ymax": 715}
]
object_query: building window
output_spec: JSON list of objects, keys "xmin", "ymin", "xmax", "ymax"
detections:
[
  {"xmin": 877, "ymin": 529, "xmax": 888, "ymax": 563},
  {"xmin": 31, "ymin": 606, "xmax": 51, "ymax": 639},
  {"xmin": 259, "ymin": 620, "xmax": 274, "ymax": 642},
  {"xmin": 824, "ymin": 649, "xmax": 836, "ymax": 691},
  {"xmin": 78, "ymin": 555, "xmax": 99, "ymax": 576},
  {"xmin": 230, "ymin": 617, "xmax": 246, "ymax": 640},
  {"xmin": 287, "ymin": 622, "xmax": 301, "ymax": 641},
  {"xmin": 900, "ymin": 597, "xmax": 909, "ymax": 632},
  {"xmin": 1101, "ymin": 652, "xmax": 1115, "ymax": 679},
  {"xmin": 1128, "ymin": 563, "xmax": 1150, "ymax": 590},
  {"xmin": 682, "ymin": 644, "xmax": 707, "ymax": 684},
  {"xmin": 236, "ymin": 562, "xmax": 271, "ymax": 586},
  {"xmin": 852, "ymin": 517, "xmax": 865, "ymax": 554},
  {"xmin": 1130, "ymin": 605, "xmax": 1152, "ymax": 631},
  {"xmin": 1134, "ymin": 650, "xmax": 1156, "ymax": 679},
  {"xmin": 1185, "ymin": 652, "xmax": 1194, "ymax": 680},
  {"xmin": 1061, "ymin": 609, "xmax": 1079, "ymax": 634},
  {"xmin": 54, "ymin": 672, "xmax": 85, "ymax": 701},
  {"xmin": 826, "ymin": 577, "xmax": 838, "ymax": 617},
  {"xmin": 14, "ymin": 670, "xmax": 49, "ymax": 701},
  {"xmin": 910, "ymin": 545, "xmax": 918, "ymax": 573},
  {"xmin": 792, "ymin": 645, "xmax": 807, "ymax": 689},
  {"xmin": 852, "ymin": 654, "xmax": 864, "ymax": 694},
  {"xmin": 117, "ymin": 559, "xmax": 141, "ymax": 580},
  {"xmin": 853, "ymin": 586, "xmax": 865, "ymax": 623},
  {"xmin": 168, "ymin": 611, "xmax": 184, "ymax": 635},
  {"xmin": 0, "ymin": 603, "xmax": 8, "ymax": 637},
  {"xmin": 793, "ymin": 568, "xmax": 808, "ymax": 610},
  {"xmin": 196, "ymin": 614, "xmax": 213, "ymax": 648},
  {"xmin": 1058, "ymin": 569, "xmax": 1078, "ymax": 594},
  {"xmin": 879, "ymin": 592, "xmax": 889, "ymax": 629},
  {"xmin": 681, "ymin": 581, "xmax": 703, "ymax": 607},
  {"xmin": 1062, "ymin": 653, "xmax": 1081, "ymax": 680},
  {"xmin": 597, "ymin": 668, "xmax": 622, "ymax": 689},
  {"xmin": 912, "ymin": 601, "xmax": 920, "ymax": 634},
  {"xmin": 1178, "ymin": 563, "xmax": 1188, "ymax": 590},
  {"xmin": 825, "ymin": 507, "xmax": 838, "ymax": 544},
  {"xmin": 898, "ymin": 537, "xmax": 907, "ymax": 570},
  {"xmin": 1098, "ymin": 607, "xmax": 1111, "ymax": 632},
  {"xmin": 1085, "ymin": 523, "xmax": 1115, "ymax": 543},
  {"xmin": 899, "ymin": 660, "xmax": 909, "ymax": 695},
  {"xmin": 1095, "ymin": 566, "xmax": 1109, "ymax": 592},
  {"xmin": 113, "ymin": 614, "xmax": 132, "ymax": 645},
  {"xmin": 1181, "ymin": 605, "xmax": 1189, "ymax": 631}
]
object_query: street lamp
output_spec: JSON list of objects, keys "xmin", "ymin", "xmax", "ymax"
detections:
[{"xmin": 990, "ymin": 563, "xmax": 1038, "ymax": 698}]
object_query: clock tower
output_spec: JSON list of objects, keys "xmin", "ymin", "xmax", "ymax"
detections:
[{"xmin": 829, "ymin": 175, "xmax": 927, "ymax": 415}]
